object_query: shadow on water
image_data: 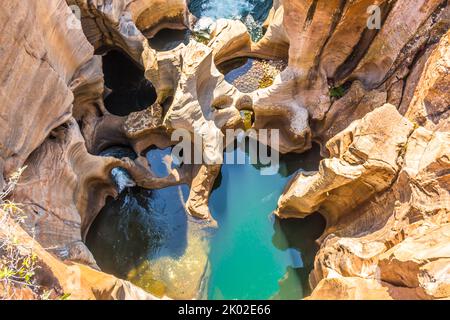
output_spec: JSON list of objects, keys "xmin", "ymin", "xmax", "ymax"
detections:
[
  {"xmin": 207, "ymin": 141, "xmax": 324, "ymax": 300},
  {"xmin": 86, "ymin": 187, "xmax": 188, "ymax": 278},
  {"xmin": 271, "ymin": 214, "xmax": 326, "ymax": 299},
  {"xmin": 279, "ymin": 144, "xmax": 322, "ymax": 176},
  {"xmin": 86, "ymin": 148, "xmax": 190, "ymax": 280},
  {"xmin": 88, "ymin": 143, "xmax": 325, "ymax": 299},
  {"xmin": 148, "ymin": 28, "xmax": 191, "ymax": 51},
  {"xmin": 102, "ymin": 50, "xmax": 157, "ymax": 116}
]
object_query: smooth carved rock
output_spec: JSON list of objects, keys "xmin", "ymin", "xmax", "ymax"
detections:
[
  {"xmin": 282, "ymin": 108, "xmax": 450, "ymax": 299},
  {"xmin": 0, "ymin": 216, "xmax": 159, "ymax": 300},
  {"xmin": 0, "ymin": 0, "xmax": 93, "ymax": 181},
  {"xmin": 251, "ymin": 3, "xmax": 289, "ymax": 60},
  {"xmin": 70, "ymin": 55, "xmax": 109, "ymax": 152},
  {"xmin": 68, "ymin": 0, "xmax": 190, "ymax": 62},
  {"xmin": 186, "ymin": 164, "xmax": 221, "ymax": 221},
  {"xmin": 208, "ymin": 19, "xmax": 253, "ymax": 66},
  {"xmin": 128, "ymin": 0, "xmax": 191, "ymax": 38},
  {"xmin": 275, "ymin": 104, "xmax": 415, "ymax": 223},
  {"xmin": 141, "ymin": 39, "xmax": 246, "ymax": 218},
  {"xmin": 1, "ymin": 0, "xmax": 180, "ymax": 298},
  {"xmin": 351, "ymin": 0, "xmax": 445, "ymax": 89},
  {"xmin": 313, "ymin": 81, "xmax": 387, "ymax": 153},
  {"xmin": 320, "ymin": 0, "xmax": 388, "ymax": 80},
  {"xmin": 1, "ymin": 0, "xmax": 449, "ymax": 301},
  {"xmin": 307, "ymin": 277, "xmax": 428, "ymax": 300},
  {"xmin": 12, "ymin": 120, "xmax": 123, "ymax": 267},
  {"xmin": 378, "ymin": 224, "xmax": 450, "ymax": 298}
]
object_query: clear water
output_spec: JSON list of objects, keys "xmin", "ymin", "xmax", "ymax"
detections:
[
  {"xmin": 207, "ymin": 143, "xmax": 324, "ymax": 299},
  {"xmin": 189, "ymin": 0, "xmax": 273, "ymax": 41},
  {"xmin": 99, "ymin": 147, "xmax": 137, "ymax": 193},
  {"xmin": 189, "ymin": 0, "xmax": 273, "ymax": 23},
  {"xmin": 87, "ymin": 148, "xmax": 209, "ymax": 299},
  {"xmin": 87, "ymin": 145, "xmax": 324, "ymax": 299},
  {"xmin": 224, "ymin": 59, "xmax": 254, "ymax": 83}
]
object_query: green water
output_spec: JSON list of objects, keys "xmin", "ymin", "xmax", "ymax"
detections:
[
  {"xmin": 87, "ymin": 145, "xmax": 324, "ymax": 299},
  {"xmin": 207, "ymin": 144, "xmax": 324, "ymax": 300}
]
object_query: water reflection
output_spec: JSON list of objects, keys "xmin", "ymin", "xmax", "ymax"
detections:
[{"xmin": 271, "ymin": 214, "xmax": 326, "ymax": 299}]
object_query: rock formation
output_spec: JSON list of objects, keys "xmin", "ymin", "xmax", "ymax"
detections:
[
  {"xmin": 306, "ymin": 119, "xmax": 449, "ymax": 299},
  {"xmin": 0, "ymin": 0, "xmax": 448, "ymax": 300}
]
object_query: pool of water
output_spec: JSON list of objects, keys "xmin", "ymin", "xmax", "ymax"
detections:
[
  {"xmin": 221, "ymin": 58, "xmax": 287, "ymax": 92},
  {"xmin": 207, "ymin": 143, "xmax": 324, "ymax": 300},
  {"xmin": 189, "ymin": 0, "xmax": 272, "ymax": 23},
  {"xmin": 102, "ymin": 50, "xmax": 156, "ymax": 116},
  {"xmin": 87, "ymin": 148, "xmax": 210, "ymax": 299},
  {"xmin": 87, "ymin": 144, "xmax": 325, "ymax": 299},
  {"xmin": 189, "ymin": 0, "xmax": 273, "ymax": 41}
]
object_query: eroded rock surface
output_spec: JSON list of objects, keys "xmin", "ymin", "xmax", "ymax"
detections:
[{"xmin": 276, "ymin": 105, "xmax": 449, "ymax": 300}]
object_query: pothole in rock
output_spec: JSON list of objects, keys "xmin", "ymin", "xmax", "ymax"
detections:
[
  {"xmin": 219, "ymin": 58, "xmax": 287, "ymax": 92},
  {"xmin": 86, "ymin": 147, "xmax": 210, "ymax": 300},
  {"xmin": 147, "ymin": 28, "xmax": 191, "ymax": 51},
  {"xmin": 103, "ymin": 50, "xmax": 157, "ymax": 117},
  {"xmin": 87, "ymin": 143, "xmax": 326, "ymax": 300}
]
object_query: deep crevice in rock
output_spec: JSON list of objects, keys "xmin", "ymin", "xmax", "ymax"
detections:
[
  {"xmin": 148, "ymin": 28, "xmax": 191, "ymax": 51},
  {"xmin": 103, "ymin": 50, "xmax": 157, "ymax": 117},
  {"xmin": 218, "ymin": 57, "xmax": 287, "ymax": 92},
  {"xmin": 333, "ymin": 0, "xmax": 395, "ymax": 82}
]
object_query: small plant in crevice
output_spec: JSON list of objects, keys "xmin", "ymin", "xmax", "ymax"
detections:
[
  {"xmin": 258, "ymin": 74, "xmax": 274, "ymax": 89},
  {"xmin": 240, "ymin": 110, "xmax": 254, "ymax": 131},
  {"xmin": 329, "ymin": 85, "xmax": 346, "ymax": 99},
  {"xmin": 192, "ymin": 32, "xmax": 210, "ymax": 45},
  {"xmin": 0, "ymin": 167, "xmax": 70, "ymax": 300},
  {"xmin": 329, "ymin": 81, "xmax": 353, "ymax": 100}
]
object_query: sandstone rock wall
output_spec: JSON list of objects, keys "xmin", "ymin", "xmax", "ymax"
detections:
[{"xmin": 276, "ymin": 103, "xmax": 449, "ymax": 299}]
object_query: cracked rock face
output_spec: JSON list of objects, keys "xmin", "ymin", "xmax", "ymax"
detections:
[
  {"xmin": 275, "ymin": 104, "xmax": 415, "ymax": 222},
  {"xmin": 278, "ymin": 105, "xmax": 449, "ymax": 299},
  {"xmin": 0, "ymin": 0, "xmax": 449, "ymax": 300}
]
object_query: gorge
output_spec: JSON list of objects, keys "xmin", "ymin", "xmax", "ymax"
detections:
[{"xmin": 0, "ymin": 0, "xmax": 449, "ymax": 300}]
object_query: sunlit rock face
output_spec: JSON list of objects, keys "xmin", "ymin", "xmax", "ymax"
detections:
[
  {"xmin": 0, "ymin": 0, "xmax": 161, "ymax": 299},
  {"xmin": 0, "ymin": 0, "xmax": 448, "ymax": 300},
  {"xmin": 67, "ymin": 0, "xmax": 191, "ymax": 60},
  {"xmin": 87, "ymin": 148, "xmax": 211, "ymax": 299},
  {"xmin": 277, "ymin": 105, "xmax": 450, "ymax": 300}
]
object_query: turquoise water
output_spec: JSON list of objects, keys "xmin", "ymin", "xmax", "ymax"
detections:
[
  {"xmin": 189, "ymin": 0, "xmax": 273, "ymax": 23},
  {"xmin": 189, "ymin": 0, "xmax": 273, "ymax": 41},
  {"xmin": 87, "ymin": 145, "xmax": 324, "ymax": 299},
  {"xmin": 207, "ymin": 143, "xmax": 324, "ymax": 299}
]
